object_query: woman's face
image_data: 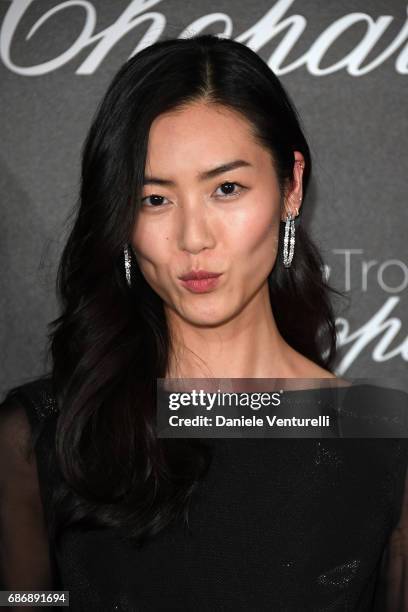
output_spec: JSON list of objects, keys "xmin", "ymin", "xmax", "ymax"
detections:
[{"xmin": 131, "ymin": 101, "xmax": 294, "ymax": 328}]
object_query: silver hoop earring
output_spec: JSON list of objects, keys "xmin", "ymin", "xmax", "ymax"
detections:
[
  {"xmin": 124, "ymin": 244, "xmax": 131, "ymax": 287},
  {"xmin": 283, "ymin": 212, "xmax": 296, "ymax": 268}
]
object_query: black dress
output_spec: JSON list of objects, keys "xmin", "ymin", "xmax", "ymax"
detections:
[{"xmin": 0, "ymin": 377, "xmax": 408, "ymax": 611}]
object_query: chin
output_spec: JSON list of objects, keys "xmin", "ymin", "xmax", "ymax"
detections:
[{"xmin": 181, "ymin": 307, "xmax": 233, "ymax": 328}]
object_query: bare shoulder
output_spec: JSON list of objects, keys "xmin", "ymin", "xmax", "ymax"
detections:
[{"xmin": 289, "ymin": 351, "xmax": 351, "ymax": 388}]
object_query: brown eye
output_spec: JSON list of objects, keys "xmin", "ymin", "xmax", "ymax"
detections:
[
  {"xmin": 141, "ymin": 194, "xmax": 169, "ymax": 207},
  {"xmin": 214, "ymin": 182, "xmax": 245, "ymax": 198}
]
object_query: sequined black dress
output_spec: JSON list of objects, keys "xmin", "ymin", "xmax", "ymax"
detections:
[{"xmin": 0, "ymin": 377, "xmax": 407, "ymax": 611}]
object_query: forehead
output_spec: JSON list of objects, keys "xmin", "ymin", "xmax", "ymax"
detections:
[{"xmin": 145, "ymin": 102, "xmax": 271, "ymax": 174}]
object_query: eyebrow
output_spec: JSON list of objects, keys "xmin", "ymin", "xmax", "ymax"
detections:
[{"xmin": 143, "ymin": 159, "xmax": 253, "ymax": 186}]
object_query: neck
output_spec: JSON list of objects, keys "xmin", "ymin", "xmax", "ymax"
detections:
[{"xmin": 165, "ymin": 285, "xmax": 303, "ymax": 379}]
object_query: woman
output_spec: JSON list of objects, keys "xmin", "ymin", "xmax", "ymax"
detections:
[{"xmin": 0, "ymin": 33, "xmax": 407, "ymax": 611}]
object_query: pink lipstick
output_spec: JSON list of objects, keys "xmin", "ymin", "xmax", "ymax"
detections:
[{"xmin": 179, "ymin": 270, "xmax": 222, "ymax": 293}]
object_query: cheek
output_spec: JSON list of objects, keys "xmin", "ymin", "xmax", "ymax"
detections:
[
  {"xmin": 132, "ymin": 220, "xmax": 169, "ymax": 264},
  {"xmin": 131, "ymin": 222, "xmax": 171, "ymax": 278},
  {"xmin": 131, "ymin": 230, "xmax": 174, "ymax": 304},
  {"xmin": 229, "ymin": 203, "xmax": 280, "ymax": 268}
]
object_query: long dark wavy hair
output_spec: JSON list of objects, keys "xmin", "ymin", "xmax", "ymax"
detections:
[{"xmin": 45, "ymin": 33, "xmax": 341, "ymax": 548}]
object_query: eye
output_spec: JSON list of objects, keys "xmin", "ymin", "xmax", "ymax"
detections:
[
  {"xmin": 141, "ymin": 194, "xmax": 170, "ymax": 208},
  {"xmin": 214, "ymin": 181, "xmax": 246, "ymax": 199}
]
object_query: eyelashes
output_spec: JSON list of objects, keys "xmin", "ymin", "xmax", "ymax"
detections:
[
  {"xmin": 141, "ymin": 194, "xmax": 169, "ymax": 208},
  {"xmin": 214, "ymin": 181, "xmax": 246, "ymax": 199},
  {"xmin": 141, "ymin": 181, "xmax": 247, "ymax": 208}
]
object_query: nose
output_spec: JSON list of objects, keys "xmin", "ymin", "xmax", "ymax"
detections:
[{"xmin": 177, "ymin": 198, "xmax": 216, "ymax": 255}]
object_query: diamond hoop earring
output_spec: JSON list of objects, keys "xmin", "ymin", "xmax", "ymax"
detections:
[
  {"xmin": 124, "ymin": 244, "xmax": 131, "ymax": 287},
  {"xmin": 282, "ymin": 201, "xmax": 300, "ymax": 268}
]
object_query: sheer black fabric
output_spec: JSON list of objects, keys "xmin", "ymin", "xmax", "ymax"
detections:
[
  {"xmin": 0, "ymin": 377, "xmax": 407, "ymax": 611},
  {"xmin": 0, "ymin": 386, "xmax": 59, "ymax": 612}
]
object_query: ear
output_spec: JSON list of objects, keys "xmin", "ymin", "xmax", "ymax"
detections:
[{"xmin": 281, "ymin": 151, "xmax": 305, "ymax": 221}]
